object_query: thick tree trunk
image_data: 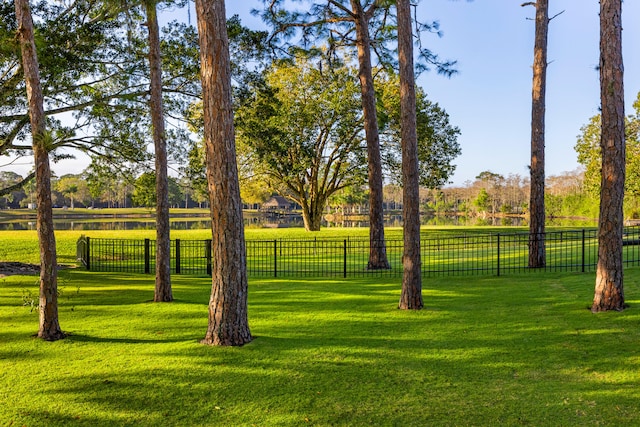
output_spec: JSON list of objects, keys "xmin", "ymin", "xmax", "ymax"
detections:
[
  {"xmin": 301, "ymin": 200, "xmax": 323, "ymax": 231},
  {"xmin": 195, "ymin": 0, "xmax": 252, "ymax": 345},
  {"xmin": 301, "ymin": 211, "xmax": 322, "ymax": 231},
  {"xmin": 15, "ymin": 0, "xmax": 64, "ymax": 340},
  {"xmin": 593, "ymin": 0, "xmax": 625, "ymax": 312},
  {"xmin": 397, "ymin": 0, "xmax": 423, "ymax": 310},
  {"xmin": 350, "ymin": 0, "xmax": 389, "ymax": 270},
  {"xmin": 528, "ymin": 0, "xmax": 548, "ymax": 268},
  {"xmin": 146, "ymin": 0, "xmax": 172, "ymax": 302}
]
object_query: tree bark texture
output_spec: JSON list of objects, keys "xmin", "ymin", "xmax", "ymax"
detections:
[
  {"xmin": 397, "ymin": 0, "xmax": 423, "ymax": 310},
  {"xmin": 146, "ymin": 1, "xmax": 173, "ymax": 302},
  {"xmin": 300, "ymin": 194, "xmax": 325, "ymax": 232},
  {"xmin": 15, "ymin": 0, "xmax": 64, "ymax": 340},
  {"xmin": 528, "ymin": 0, "xmax": 548, "ymax": 268},
  {"xmin": 593, "ymin": 0, "xmax": 625, "ymax": 312},
  {"xmin": 350, "ymin": 0, "xmax": 389, "ymax": 270},
  {"xmin": 195, "ymin": 0, "xmax": 252, "ymax": 345}
]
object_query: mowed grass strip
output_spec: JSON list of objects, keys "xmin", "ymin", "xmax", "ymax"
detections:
[
  {"xmin": 1, "ymin": 225, "xmax": 607, "ymax": 279},
  {"xmin": 1, "ymin": 263, "xmax": 639, "ymax": 426}
]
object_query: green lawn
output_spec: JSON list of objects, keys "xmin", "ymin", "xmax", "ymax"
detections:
[
  {"xmin": 1, "ymin": 260, "xmax": 640, "ymax": 425},
  {"xmin": 2, "ymin": 227, "xmax": 639, "ymax": 425}
]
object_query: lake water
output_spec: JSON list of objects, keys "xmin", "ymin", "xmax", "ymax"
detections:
[{"xmin": 0, "ymin": 212, "xmax": 598, "ymax": 231}]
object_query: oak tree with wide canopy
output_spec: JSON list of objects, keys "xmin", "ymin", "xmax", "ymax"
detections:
[
  {"xmin": 235, "ymin": 57, "xmax": 367, "ymax": 231},
  {"xmin": 233, "ymin": 55, "xmax": 460, "ymax": 232},
  {"xmin": 259, "ymin": 0, "xmax": 455, "ymax": 269}
]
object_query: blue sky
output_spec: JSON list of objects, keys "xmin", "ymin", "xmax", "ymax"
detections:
[
  {"xmin": 3, "ymin": 1, "xmax": 638, "ymax": 188},
  {"xmin": 230, "ymin": 0, "xmax": 640, "ymax": 186},
  {"xmin": 408, "ymin": 0, "xmax": 639, "ymax": 186}
]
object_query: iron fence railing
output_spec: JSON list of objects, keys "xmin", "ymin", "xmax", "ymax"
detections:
[{"xmin": 76, "ymin": 226, "xmax": 640, "ymax": 278}]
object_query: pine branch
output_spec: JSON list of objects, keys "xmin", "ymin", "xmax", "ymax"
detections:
[{"xmin": 0, "ymin": 171, "xmax": 35, "ymax": 196}]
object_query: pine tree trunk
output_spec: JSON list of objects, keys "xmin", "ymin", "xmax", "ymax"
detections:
[
  {"xmin": 350, "ymin": 0, "xmax": 389, "ymax": 270},
  {"xmin": 397, "ymin": 0, "xmax": 423, "ymax": 310},
  {"xmin": 146, "ymin": 0, "xmax": 173, "ymax": 303},
  {"xmin": 528, "ymin": 0, "xmax": 548, "ymax": 268},
  {"xmin": 15, "ymin": 0, "xmax": 64, "ymax": 340},
  {"xmin": 592, "ymin": 0, "xmax": 625, "ymax": 312},
  {"xmin": 195, "ymin": 0, "xmax": 252, "ymax": 345}
]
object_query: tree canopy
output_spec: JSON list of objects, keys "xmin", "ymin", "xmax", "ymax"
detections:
[
  {"xmin": 235, "ymin": 56, "xmax": 367, "ymax": 231},
  {"xmin": 377, "ymin": 73, "xmax": 461, "ymax": 189},
  {"xmin": 1, "ymin": 1, "xmax": 204, "ymax": 184},
  {"xmin": 575, "ymin": 92, "xmax": 640, "ymax": 200},
  {"xmin": 258, "ymin": 0, "xmax": 456, "ymax": 76}
]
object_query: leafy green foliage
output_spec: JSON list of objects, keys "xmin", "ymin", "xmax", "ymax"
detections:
[
  {"xmin": 575, "ymin": 91, "xmax": 640, "ymax": 216},
  {"xmin": 235, "ymin": 57, "xmax": 367, "ymax": 229},
  {"xmin": 131, "ymin": 171, "xmax": 182, "ymax": 208},
  {"xmin": 0, "ymin": 1, "xmax": 206, "ymax": 176},
  {"xmin": 55, "ymin": 174, "xmax": 90, "ymax": 208},
  {"xmin": 377, "ymin": 72, "xmax": 461, "ymax": 188},
  {"xmin": 131, "ymin": 172, "xmax": 156, "ymax": 208},
  {"xmin": 474, "ymin": 188, "xmax": 490, "ymax": 212},
  {"xmin": 0, "ymin": 170, "xmax": 28, "ymax": 207},
  {"xmin": 259, "ymin": 0, "xmax": 457, "ymax": 76}
]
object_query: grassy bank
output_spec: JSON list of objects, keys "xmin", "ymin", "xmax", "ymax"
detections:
[
  {"xmin": 2, "ymin": 228, "xmax": 638, "ymax": 425},
  {"xmin": 0, "ymin": 225, "xmax": 571, "ymax": 267},
  {"xmin": 0, "ymin": 227, "xmax": 407, "ymax": 266},
  {"xmin": 1, "ymin": 266, "xmax": 639, "ymax": 425}
]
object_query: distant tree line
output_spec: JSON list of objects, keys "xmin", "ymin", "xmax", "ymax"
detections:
[
  {"xmin": 4, "ymin": 161, "xmax": 639, "ymax": 224},
  {"xmin": 1, "ymin": 0, "xmax": 631, "ymax": 337}
]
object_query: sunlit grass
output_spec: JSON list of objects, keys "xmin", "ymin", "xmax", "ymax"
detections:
[
  {"xmin": 1, "ymin": 265, "xmax": 640, "ymax": 425},
  {"xmin": 0, "ymin": 226, "xmax": 619, "ymax": 277},
  {"xmin": 0, "ymin": 227, "xmax": 402, "ymax": 266}
]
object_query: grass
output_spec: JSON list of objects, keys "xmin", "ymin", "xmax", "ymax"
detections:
[
  {"xmin": 76, "ymin": 227, "xmax": 628, "ymax": 279},
  {"xmin": 0, "ymin": 228, "xmax": 401, "ymax": 267},
  {"xmin": 2, "ymin": 259, "xmax": 640, "ymax": 425},
  {"xmin": 2, "ymin": 227, "xmax": 639, "ymax": 425}
]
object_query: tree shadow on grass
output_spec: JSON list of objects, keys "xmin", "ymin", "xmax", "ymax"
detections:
[
  {"xmin": 34, "ymin": 320, "xmax": 640, "ymax": 426},
  {"xmin": 5, "ymin": 270, "xmax": 640, "ymax": 425},
  {"xmin": 65, "ymin": 332, "xmax": 187, "ymax": 345}
]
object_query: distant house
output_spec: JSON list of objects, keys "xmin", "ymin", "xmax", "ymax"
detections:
[{"xmin": 261, "ymin": 195, "xmax": 295, "ymax": 211}]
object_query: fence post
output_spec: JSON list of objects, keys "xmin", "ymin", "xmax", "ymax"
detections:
[
  {"xmin": 274, "ymin": 239, "xmax": 278, "ymax": 278},
  {"xmin": 581, "ymin": 229, "xmax": 586, "ymax": 273},
  {"xmin": 496, "ymin": 233, "xmax": 501, "ymax": 277},
  {"xmin": 344, "ymin": 239, "xmax": 347, "ymax": 278},
  {"xmin": 85, "ymin": 236, "xmax": 91, "ymax": 271},
  {"xmin": 205, "ymin": 239, "xmax": 212, "ymax": 276},
  {"xmin": 144, "ymin": 238, "xmax": 150, "ymax": 274},
  {"xmin": 175, "ymin": 239, "xmax": 181, "ymax": 274}
]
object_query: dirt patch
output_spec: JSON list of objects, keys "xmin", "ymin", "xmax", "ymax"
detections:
[{"xmin": 0, "ymin": 262, "xmax": 71, "ymax": 278}]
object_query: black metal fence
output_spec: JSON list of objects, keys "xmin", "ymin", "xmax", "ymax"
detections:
[{"xmin": 76, "ymin": 227, "xmax": 640, "ymax": 278}]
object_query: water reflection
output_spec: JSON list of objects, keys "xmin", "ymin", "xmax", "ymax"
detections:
[{"xmin": 0, "ymin": 212, "xmax": 597, "ymax": 231}]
